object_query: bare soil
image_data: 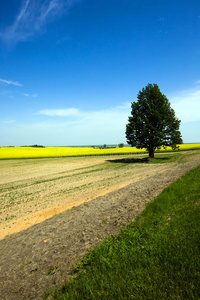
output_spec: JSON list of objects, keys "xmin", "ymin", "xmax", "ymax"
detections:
[
  {"xmin": 0, "ymin": 155, "xmax": 177, "ymax": 239},
  {"xmin": 0, "ymin": 153, "xmax": 200, "ymax": 300}
]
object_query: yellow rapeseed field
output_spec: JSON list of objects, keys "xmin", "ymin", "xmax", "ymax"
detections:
[
  {"xmin": 0, "ymin": 144, "xmax": 199, "ymax": 159},
  {"xmin": 0, "ymin": 146, "xmax": 146, "ymax": 159}
]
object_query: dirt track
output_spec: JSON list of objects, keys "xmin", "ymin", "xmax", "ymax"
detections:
[{"xmin": 0, "ymin": 155, "xmax": 200, "ymax": 299}]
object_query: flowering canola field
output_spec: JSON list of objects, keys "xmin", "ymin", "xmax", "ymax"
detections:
[
  {"xmin": 0, "ymin": 146, "xmax": 145, "ymax": 159},
  {"xmin": 0, "ymin": 144, "xmax": 199, "ymax": 159}
]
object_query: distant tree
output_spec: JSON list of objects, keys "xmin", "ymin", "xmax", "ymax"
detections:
[
  {"xmin": 126, "ymin": 83, "xmax": 182, "ymax": 158},
  {"xmin": 31, "ymin": 144, "xmax": 45, "ymax": 148},
  {"xmin": 118, "ymin": 143, "xmax": 124, "ymax": 148}
]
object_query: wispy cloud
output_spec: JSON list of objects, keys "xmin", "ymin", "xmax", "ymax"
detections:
[
  {"xmin": 38, "ymin": 108, "xmax": 80, "ymax": 117},
  {"xmin": 171, "ymin": 82, "xmax": 200, "ymax": 123},
  {"xmin": 0, "ymin": 0, "xmax": 79, "ymax": 44},
  {"xmin": 2, "ymin": 120, "xmax": 16, "ymax": 124},
  {"xmin": 5, "ymin": 103, "xmax": 129, "ymax": 145},
  {"xmin": 23, "ymin": 93, "xmax": 38, "ymax": 97},
  {"xmin": 36, "ymin": 103, "xmax": 130, "ymax": 142},
  {"xmin": 37, "ymin": 103, "xmax": 131, "ymax": 121},
  {"xmin": 0, "ymin": 79, "xmax": 39, "ymax": 99},
  {"xmin": 0, "ymin": 90, "xmax": 14, "ymax": 98},
  {"xmin": 0, "ymin": 78, "xmax": 22, "ymax": 87}
]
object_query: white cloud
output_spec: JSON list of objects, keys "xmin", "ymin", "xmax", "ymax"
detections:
[
  {"xmin": 195, "ymin": 79, "xmax": 200, "ymax": 85},
  {"xmin": 170, "ymin": 84, "xmax": 200, "ymax": 123},
  {"xmin": 0, "ymin": 78, "xmax": 22, "ymax": 87},
  {"xmin": 32, "ymin": 93, "xmax": 38, "ymax": 97},
  {"xmin": 1, "ymin": 109, "xmax": 128, "ymax": 145},
  {"xmin": 37, "ymin": 103, "xmax": 131, "ymax": 122},
  {"xmin": 2, "ymin": 98, "xmax": 200, "ymax": 145},
  {"xmin": 116, "ymin": 102, "xmax": 131, "ymax": 110},
  {"xmin": 2, "ymin": 120, "xmax": 16, "ymax": 124},
  {"xmin": 0, "ymin": 90, "xmax": 14, "ymax": 98},
  {"xmin": 0, "ymin": 103, "xmax": 130, "ymax": 146},
  {"xmin": 0, "ymin": 0, "xmax": 79, "ymax": 44},
  {"xmin": 38, "ymin": 108, "xmax": 80, "ymax": 117},
  {"xmin": 23, "ymin": 93, "xmax": 38, "ymax": 97}
]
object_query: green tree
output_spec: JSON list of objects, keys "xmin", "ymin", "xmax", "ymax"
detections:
[
  {"xmin": 126, "ymin": 83, "xmax": 182, "ymax": 158},
  {"xmin": 118, "ymin": 143, "xmax": 124, "ymax": 148}
]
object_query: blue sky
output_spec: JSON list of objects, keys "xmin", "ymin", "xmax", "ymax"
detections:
[{"xmin": 0, "ymin": 0, "xmax": 200, "ymax": 146}]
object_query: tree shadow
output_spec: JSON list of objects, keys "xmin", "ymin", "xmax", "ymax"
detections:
[
  {"xmin": 106, "ymin": 157, "xmax": 149, "ymax": 164},
  {"xmin": 106, "ymin": 156, "xmax": 172, "ymax": 164}
]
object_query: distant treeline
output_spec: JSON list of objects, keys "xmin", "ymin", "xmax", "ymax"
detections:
[
  {"xmin": 0, "ymin": 143, "xmax": 126, "ymax": 148},
  {"xmin": 93, "ymin": 143, "xmax": 124, "ymax": 149},
  {"xmin": 20, "ymin": 144, "xmax": 46, "ymax": 148}
]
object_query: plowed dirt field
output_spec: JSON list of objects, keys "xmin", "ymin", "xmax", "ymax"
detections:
[{"xmin": 0, "ymin": 152, "xmax": 200, "ymax": 299}]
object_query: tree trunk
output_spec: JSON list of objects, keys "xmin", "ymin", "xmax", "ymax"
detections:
[
  {"xmin": 149, "ymin": 148, "xmax": 154, "ymax": 158},
  {"xmin": 149, "ymin": 138, "xmax": 154, "ymax": 158}
]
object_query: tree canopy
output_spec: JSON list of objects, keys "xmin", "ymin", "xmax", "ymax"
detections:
[{"xmin": 126, "ymin": 83, "xmax": 182, "ymax": 158}]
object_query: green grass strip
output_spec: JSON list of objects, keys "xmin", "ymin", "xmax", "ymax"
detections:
[{"xmin": 44, "ymin": 165, "xmax": 200, "ymax": 300}]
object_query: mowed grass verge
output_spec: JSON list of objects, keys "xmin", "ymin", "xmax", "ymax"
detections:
[{"xmin": 44, "ymin": 164, "xmax": 200, "ymax": 300}]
